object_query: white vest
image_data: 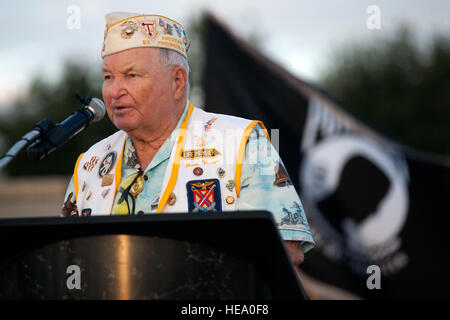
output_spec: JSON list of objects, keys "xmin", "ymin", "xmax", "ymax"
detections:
[{"xmin": 73, "ymin": 104, "xmax": 267, "ymax": 215}]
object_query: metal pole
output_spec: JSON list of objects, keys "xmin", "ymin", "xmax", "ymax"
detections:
[{"xmin": 0, "ymin": 129, "xmax": 41, "ymax": 169}]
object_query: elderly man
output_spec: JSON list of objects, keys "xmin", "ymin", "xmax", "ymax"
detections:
[{"xmin": 62, "ymin": 12, "xmax": 314, "ymax": 268}]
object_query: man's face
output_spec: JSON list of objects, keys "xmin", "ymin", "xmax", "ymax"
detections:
[{"xmin": 101, "ymin": 47, "xmax": 175, "ymax": 133}]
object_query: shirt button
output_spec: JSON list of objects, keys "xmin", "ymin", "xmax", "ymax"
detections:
[
  {"xmin": 143, "ymin": 175, "xmax": 148, "ymax": 181},
  {"xmin": 137, "ymin": 210, "xmax": 144, "ymax": 215}
]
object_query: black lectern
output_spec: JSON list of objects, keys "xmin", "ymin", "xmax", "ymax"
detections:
[{"xmin": 0, "ymin": 211, "xmax": 307, "ymax": 299}]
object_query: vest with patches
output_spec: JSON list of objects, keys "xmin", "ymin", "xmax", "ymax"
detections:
[{"xmin": 73, "ymin": 104, "xmax": 266, "ymax": 215}]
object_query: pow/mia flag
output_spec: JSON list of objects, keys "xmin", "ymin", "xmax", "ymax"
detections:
[{"xmin": 203, "ymin": 13, "xmax": 450, "ymax": 298}]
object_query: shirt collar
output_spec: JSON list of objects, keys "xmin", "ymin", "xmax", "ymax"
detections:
[{"xmin": 123, "ymin": 101, "xmax": 190, "ymax": 172}]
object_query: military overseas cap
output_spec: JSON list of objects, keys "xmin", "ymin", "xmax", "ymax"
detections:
[{"xmin": 101, "ymin": 12, "xmax": 188, "ymax": 58}]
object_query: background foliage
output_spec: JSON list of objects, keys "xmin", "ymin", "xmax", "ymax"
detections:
[{"xmin": 320, "ymin": 28, "xmax": 450, "ymax": 156}]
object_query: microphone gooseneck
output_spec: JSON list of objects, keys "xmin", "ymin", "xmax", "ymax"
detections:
[{"xmin": 25, "ymin": 95, "xmax": 106, "ymax": 161}]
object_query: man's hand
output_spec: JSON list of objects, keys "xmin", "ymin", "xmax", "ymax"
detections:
[{"xmin": 284, "ymin": 240, "xmax": 304, "ymax": 269}]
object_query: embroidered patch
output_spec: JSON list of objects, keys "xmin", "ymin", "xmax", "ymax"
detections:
[
  {"xmin": 204, "ymin": 117, "xmax": 217, "ymax": 131},
  {"xmin": 186, "ymin": 179, "xmax": 222, "ymax": 213},
  {"xmin": 173, "ymin": 23, "xmax": 182, "ymax": 38},
  {"xmin": 99, "ymin": 151, "xmax": 117, "ymax": 177},
  {"xmin": 181, "ymin": 148, "xmax": 221, "ymax": 160},
  {"xmin": 139, "ymin": 19, "xmax": 159, "ymax": 39},
  {"xmin": 83, "ymin": 156, "xmax": 99, "ymax": 172},
  {"xmin": 101, "ymin": 174, "xmax": 114, "ymax": 187},
  {"xmin": 81, "ymin": 208, "xmax": 92, "ymax": 217},
  {"xmin": 165, "ymin": 23, "xmax": 173, "ymax": 35},
  {"xmin": 61, "ymin": 192, "xmax": 78, "ymax": 217}
]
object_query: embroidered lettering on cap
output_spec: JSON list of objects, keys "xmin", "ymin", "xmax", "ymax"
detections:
[{"xmin": 102, "ymin": 12, "xmax": 188, "ymax": 59}]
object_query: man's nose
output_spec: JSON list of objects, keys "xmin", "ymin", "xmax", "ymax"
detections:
[{"xmin": 109, "ymin": 77, "xmax": 127, "ymax": 100}]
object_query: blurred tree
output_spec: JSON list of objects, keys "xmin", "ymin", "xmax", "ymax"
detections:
[
  {"xmin": 185, "ymin": 12, "xmax": 262, "ymax": 108},
  {"xmin": 185, "ymin": 13, "xmax": 207, "ymax": 108},
  {"xmin": 320, "ymin": 28, "xmax": 450, "ymax": 156}
]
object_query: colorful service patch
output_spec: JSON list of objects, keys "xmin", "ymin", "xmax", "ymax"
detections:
[
  {"xmin": 186, "ymin": 179, "xmax": 222, "ymax": 213},
  {"xmin": 98, "ymin": 151, "xmax": 117, "ymax": 177},
  {"xmin": 83, "ymin": 156, "xmax": 99, "ymax": 172},
  {"xmin": 81, "ymin": 208, "xmax": 92, "ymax": 216}
]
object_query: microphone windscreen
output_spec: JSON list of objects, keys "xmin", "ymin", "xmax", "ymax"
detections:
[{"xmin": 87, "ymin": 98, "xmax": 106, "ymax": 122}]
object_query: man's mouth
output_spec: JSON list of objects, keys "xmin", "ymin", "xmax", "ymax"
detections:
[{"xmin": 113, "ymin": 105, "xmax": 132, "ymax": 112}]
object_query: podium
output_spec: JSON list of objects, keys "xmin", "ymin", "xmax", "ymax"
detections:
[{"xmin": 0, "ymin": 211, "xmax": 307, "ymax": 299}]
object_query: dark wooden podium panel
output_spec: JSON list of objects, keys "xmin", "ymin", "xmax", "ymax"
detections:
[{"xmin": 0, "ymin": 211, "xmax": 307, "ymax": 300}]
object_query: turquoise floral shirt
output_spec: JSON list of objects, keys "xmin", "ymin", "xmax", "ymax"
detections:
[{"xmin": 63, "ymin": 105, "xmax": 315, "ymax": 254}]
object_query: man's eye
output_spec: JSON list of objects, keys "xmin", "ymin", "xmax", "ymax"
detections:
[
  {"xmin": 103, "ymin": 75, "xmax": 111, "ymax": 80},
  {"xmin": 128, "ymin": 73, "xmax": 137, "ymax": 78}
]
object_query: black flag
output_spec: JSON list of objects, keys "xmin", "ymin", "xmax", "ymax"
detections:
[{"xmin": 203, "ymin": 13, "xmax": 450, "ymax": 299}]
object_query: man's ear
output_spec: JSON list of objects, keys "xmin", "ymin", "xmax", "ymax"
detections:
[{"xmin": 172, "ymin": 66, "xmax": 188, "ymax": 100}]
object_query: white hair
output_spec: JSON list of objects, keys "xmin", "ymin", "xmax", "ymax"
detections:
[{"xmin": 159, "ymin": 48, "xmax": 190, "ymax": 100}]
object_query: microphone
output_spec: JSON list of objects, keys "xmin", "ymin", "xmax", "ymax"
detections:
[{"xmin": 27, "ymin": 97, "xmax": 106, "ymax": 160}]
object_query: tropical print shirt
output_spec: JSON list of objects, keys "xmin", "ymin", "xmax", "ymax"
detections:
[{"xmin": 63, "ymin": 105, "xmax": 315, "ymax": 253}]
